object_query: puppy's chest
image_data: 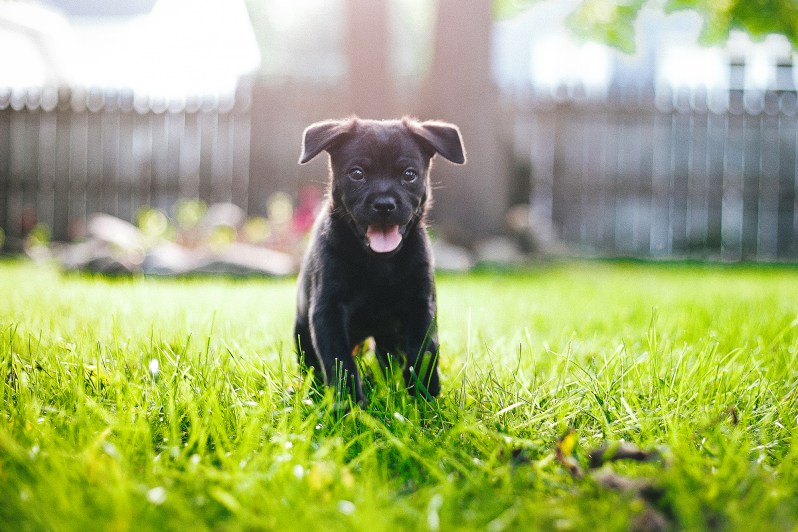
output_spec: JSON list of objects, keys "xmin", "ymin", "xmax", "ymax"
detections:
[
  {"xmin": 344, "ymin": 265, "xmax": 421, "ymax": 316},
  {"xmin": 347, "ymin": 280, "xmax": 413, "ymax": 334},
  {"xmin": 347, "ymin": 267, "xmax": 411, "ymax": 304}
]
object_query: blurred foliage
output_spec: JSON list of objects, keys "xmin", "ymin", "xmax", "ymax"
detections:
[
  {"xmin": 567, "ymin": 0, "xmax": 646, "ymax": 54},
  {"xmin": 667, "ymin": 0, "xmax": 798, "ymax": 46},
  {"xmin": 208, "ymin": 225, "xmax": 237, "ymax": 251},
  {"xmin": 137, "ymin": 207, "xmax": 173, "ymax": 243},
  {"xmin": 173, "ymin": 199, "xmax": 207, "ymax": 231},
  {"xmin": 25, "ymin": 224, "xmax": 51, "ymax": 248},
  {"xmin": 266, "ymin": 192, "xmax": 294, "ymax": 226},
  {"xmin": 125, "ymin": 192, "xmax": 313, "ymax": 256},
  {"xmin": 494, "ymin": 0, "xmax": 798, "ymax": 52},
  {"xmin": 242, "ymin": 217, "xmax": 271, "ymax": 245}
]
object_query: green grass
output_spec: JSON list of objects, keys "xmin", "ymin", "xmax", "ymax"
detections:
[{"xmin": 1, "ymin": 259, "xmax": 797, "ymax": 531}]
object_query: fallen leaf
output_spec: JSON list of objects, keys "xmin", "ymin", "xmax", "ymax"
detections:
[{"xmin": 555, "ymin": 428, "xmax": 584, "ymax": 478}]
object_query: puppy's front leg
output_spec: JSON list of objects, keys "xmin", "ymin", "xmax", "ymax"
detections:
[{"xmin": 309, "ymin": 300, "xmax": 364, "ymax": 405}]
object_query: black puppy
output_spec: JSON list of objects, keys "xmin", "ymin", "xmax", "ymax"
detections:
[{"xmin": 294, "ymin": 116, "xmax": 465, "ymax": 404}]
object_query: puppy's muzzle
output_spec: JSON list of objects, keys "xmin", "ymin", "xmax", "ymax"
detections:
[{"xmin": 361, "ymin": 193, "xmax": 408, "ymax": 254}]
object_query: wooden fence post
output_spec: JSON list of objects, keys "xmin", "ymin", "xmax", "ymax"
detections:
[{"xmin": 0, "ymin": 91, "xmax": 9, "ymax": 248}]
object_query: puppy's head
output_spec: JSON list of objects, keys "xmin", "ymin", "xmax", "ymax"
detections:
[{"xmin": 299, "ymin": 116, "xmax": 465, "ymax": 255}]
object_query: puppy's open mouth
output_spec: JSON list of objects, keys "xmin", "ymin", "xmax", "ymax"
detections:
[{"xmin": 366, "ymin": 224, "xmax": 402, "ymax": 254}]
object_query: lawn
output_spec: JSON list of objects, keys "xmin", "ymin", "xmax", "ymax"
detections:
[{"xmin": 1, "ymin": 259, "xmax": 797, "ymax": 530}]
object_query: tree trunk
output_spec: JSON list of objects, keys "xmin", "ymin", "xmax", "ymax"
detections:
[
  {"xmin": 345, "ymin": 0, "xmax": 396, "ymax": 118},
  {"xmin": 419, "ymin": 0, "xmax": 509, "ymax": 239}
]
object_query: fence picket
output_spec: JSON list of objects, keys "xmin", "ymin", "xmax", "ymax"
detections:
[
  {"xmin": 777, "ymin": 95, "xmax": 797, "ymax": 256},
  {"xmin": 0, "ymin": 103, "xmax": 9, "ymax": 238}
]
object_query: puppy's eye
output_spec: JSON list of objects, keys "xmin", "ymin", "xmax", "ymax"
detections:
[
  {"xmin": 348, "ymin": 168, "xmax": 365, "ymax": 181},
  {"xmin": 402, "ymin": 168, "xmax": 418, "ymax": 183}
]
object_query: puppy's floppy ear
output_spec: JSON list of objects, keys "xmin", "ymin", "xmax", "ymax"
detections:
[
  {"xmin": 405, "ymin": 119, "xmax": 466, "ymax": 165},
  {"xmin": 299, "ymin": 118, "xmax": 354, "ymax": 164}
]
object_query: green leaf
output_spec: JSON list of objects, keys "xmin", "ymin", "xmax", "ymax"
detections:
[
  {"xmin": 565, "ymin": 0, "xmax": 647, "ymax": 53},
  {"xmin": 493, "ymin": 0, "xmax": 539, "ymax": 19}
]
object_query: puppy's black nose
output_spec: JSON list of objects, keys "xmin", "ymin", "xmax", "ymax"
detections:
[{"xmin": 372, "ymin": 197, "xmax": 397, "ymax": 214}]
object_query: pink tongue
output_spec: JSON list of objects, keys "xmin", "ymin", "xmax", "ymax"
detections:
[{"xmin": 366, "ymin": 225, "xmax": 402, "ymax": 253}]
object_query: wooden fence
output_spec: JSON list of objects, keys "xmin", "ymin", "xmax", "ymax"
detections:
[
  {"xmin": 0, "ymin": 87, "xmax": 252, "ymax": 244},
  {"xmin": 512, "ymin": 87, "xmax": 798, "ymax": 261},
  {"xmin": 3, "ymin": 83, "xmax": 798, "ymax": 261}
]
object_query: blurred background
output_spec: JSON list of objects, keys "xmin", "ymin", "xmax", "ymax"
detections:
[{"xmin": 1, "ymin": 0, "xmax": 797, "ymax": 273}]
